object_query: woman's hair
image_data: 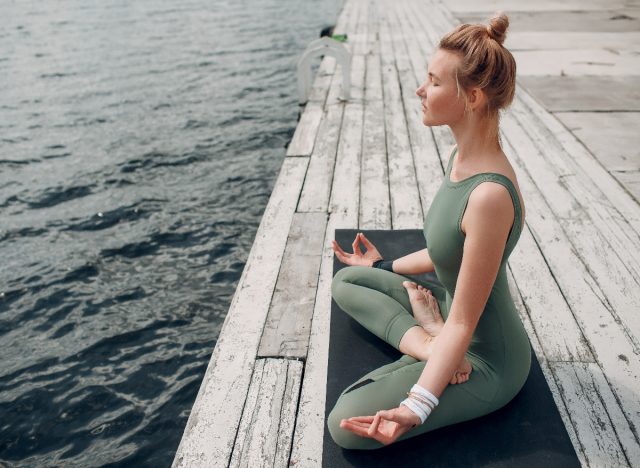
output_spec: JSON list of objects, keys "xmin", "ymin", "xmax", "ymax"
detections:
[{"xmin": 438, "ymin": 12, "xmax": 516, "ymax": 116}]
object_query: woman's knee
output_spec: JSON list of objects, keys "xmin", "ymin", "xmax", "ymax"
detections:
[
  {"xmin": 327, "ymin": 401, "xmax": 381, "ymax": 450},
  {"xmin": 331, "ymin": 266, "xmax": 365, "ymax": 298}
]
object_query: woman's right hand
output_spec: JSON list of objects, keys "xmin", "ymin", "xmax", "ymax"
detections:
[{"xmin": 331, "ymin": 232, "xmax": 384, "ymax": 267}]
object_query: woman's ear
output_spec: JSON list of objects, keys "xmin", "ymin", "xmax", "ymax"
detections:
[{"xmin": 467, "ymin": 87, "xmax": 488, "ymax": 112}]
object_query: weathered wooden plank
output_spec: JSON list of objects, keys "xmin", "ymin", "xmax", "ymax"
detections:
[
  {"xmin": 408, "ymin": 0, "xmax": 442, "ymax": 49},
  {"xmin": 513, "ymin": 48, "xmax": 640, "ymax": 76},
  {"xmin": 274, "ymin": 360, "xmax": 304, "ymax": 468},
  {"xmin": 228, "ymin": 359, "xmax": 265, "ymax": 468},
  {"xmin": 509, "ymin": 226, "xmax": 593, "ymax": 362},
  {"xmin": 330, "ymin": 102, "xmax": 363, "ymax": 218},
  {"xmin": 290, "ymin": 210, "xmax": 359, "ymax": 467},
  {"xmin": 286, "ymin": 102, "xmax": 323, "ymax": 157},
  {"xmin": 554, "ymin": 111, "xmax": 640, "ymax": 171},
  {"xmin": 324, "ymin": 0, "xmax": 360, "ymax": 108},
  {"xmin": 507, "ymin": 31, "xmax": 640, "ymax": 51},
  {"xmin": 504, "ymin": 103, "xmax": 640, "ymax": 335},
  {"xmin": 506, "ymin": 267, "xmax": 587, "ymax": 466},
  {"xmin": 393, "ymin": 0, "xmax": 449, "ymax": 215},
  {"xmin": 258, "ymin": 212, "xmax": 326, "ymax": 358},
  {"xmin": 230, "ymin": 358, "xmax": 300, "ymax": 467},
  {"xmin": 359, "ymin": 4, "xmax": 390, "ymax": 229},
  {"xmin": 173, "ymin": 157, "xmax": 309, "ymax": 467},
  {"xmin": 297, "ymin": 104, "xmax": 344, "ymax": 212},
  {"xmin": 403, "ymin": 0, "xmax": 455, "ymax": 169},
  {"xmin": 380, "ymin": 15, "xmax": 423, "ymax": 229},
  {"xmin": 551, "ymin": 362, "xmax": 639, "ymax": 467},
  {"xmin": 352, "ymin": 0, "xmax": 370, "ymax": 57},
  {"xmin": 456, "ymin": 8, "xmax": 640, "ymax": 33},
  {"xmin": 500, "ymin": 134, "xmax": 640, "ymax": 442},
  {"xmin": 518, "ymin": 76, "xmax": 640, "ymax": 112},
  {"xmin": 447, "ymin": 0, "xmax": 632, "ymax": 14},
  {"xmin": 503, "ymin": 103, "xmax": 640, "ymax": 282},
  {"xmin": 614, "ymin": 169, "xmax": 640, "ymax": 203},
  {"xmin": 516, "ymin": 90, "xmax": 640, "ymax": 236}
]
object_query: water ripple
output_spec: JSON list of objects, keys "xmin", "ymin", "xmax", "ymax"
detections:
[{"xmin": 0, "ymin": 0, "xmax": 344, "ymax": 465}]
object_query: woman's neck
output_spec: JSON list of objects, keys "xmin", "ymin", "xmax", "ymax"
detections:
[{"xmin": 449, "ymin": 113, "xmax": 501, "ymax": 163}]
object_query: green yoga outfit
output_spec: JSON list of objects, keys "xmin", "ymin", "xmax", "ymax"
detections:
[{"xmin": 328, "ymin": 147, "xmax": 532, "ymax": 450}]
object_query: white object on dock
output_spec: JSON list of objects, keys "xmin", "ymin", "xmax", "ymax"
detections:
[{"xmin": 297, "ymin": 36, "xmax": 351, "ymax": 104}]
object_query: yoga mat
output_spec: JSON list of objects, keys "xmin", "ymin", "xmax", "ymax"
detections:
[{"xmin": 323, "ymin": 229, "xmax": 580, "ymax": 467}]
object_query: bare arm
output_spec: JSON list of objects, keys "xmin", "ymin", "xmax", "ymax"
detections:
[
  {"xmin": 416, "ymin": 182, "xmax": 514, "ymax": 397},
  {"xmin": 391, "ymin": 248, "xmax": 435, "ymax": 275}
]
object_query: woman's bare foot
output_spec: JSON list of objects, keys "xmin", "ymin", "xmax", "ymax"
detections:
[
  {"xmin": 402, "ymin": 281, "xmax": 445, "ymax": 336},
  {"xmin": 402, "ymin": 281, "xmax": 473, "ymax": 385}
]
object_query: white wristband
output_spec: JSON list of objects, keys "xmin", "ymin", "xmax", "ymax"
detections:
[{"xmin": 400, "ymin": 384, "xmax": 439, "ymax": 425}]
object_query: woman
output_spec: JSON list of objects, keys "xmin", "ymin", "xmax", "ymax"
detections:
[{"xmin": 327, "ymin": 12, "xmax": 531, "ymax": 449}]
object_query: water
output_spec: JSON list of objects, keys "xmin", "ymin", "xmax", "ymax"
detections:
[{"xmin": 0, "ymin": 0, "xmax": 344, "ymax": 465}]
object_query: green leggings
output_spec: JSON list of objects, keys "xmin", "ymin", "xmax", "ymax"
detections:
[{"xmin": 327, "ymin": 265, "xmax": 530, "ymax": 450}]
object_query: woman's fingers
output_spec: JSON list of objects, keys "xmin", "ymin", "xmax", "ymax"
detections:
[
  {"xmin": 347, "ymin": 416, "xmax": 375, "ymax": 423},
  {"xmin": 340, "ymin": 420, "xmax": 371, "ymax": 438},
  {"xmin": 368, "ymin": 414, "xmax": 382, "ymax": 436},
  {"xmin": 352, "ymin": 235, "xmax": 362, "ymax": 256},
  {"xmin": 331, "ymin": 241, "xmax": 352, "ymax": 264},
  {"xmin": 358, "ymin": 232, "xmax": 375, "ymax": 249}
]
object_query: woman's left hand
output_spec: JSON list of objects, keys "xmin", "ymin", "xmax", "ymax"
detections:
[{"xmin": 339, "ymin": 405, "xmax": 421, "ymax": 445}]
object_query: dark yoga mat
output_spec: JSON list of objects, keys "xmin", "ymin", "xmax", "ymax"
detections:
[{"xmin": 323, "ymin": 229, "xmax": 580, "ymax": 467}]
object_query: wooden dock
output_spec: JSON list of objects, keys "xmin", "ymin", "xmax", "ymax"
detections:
[{"xmin": 173, "ymin": 0, "xmax": 640, "ymax": 466}]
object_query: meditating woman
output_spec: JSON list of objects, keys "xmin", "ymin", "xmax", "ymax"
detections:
[{"xmin": 328, "ymin": 12, "xmax": 531, "ymax": 449}]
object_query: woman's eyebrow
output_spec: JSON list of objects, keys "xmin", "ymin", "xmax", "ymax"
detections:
[{"xmin": 428, "ymin": 71, "xmax": 440, "ymax": 79}]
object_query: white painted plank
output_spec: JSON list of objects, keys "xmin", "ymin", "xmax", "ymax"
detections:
[
  {"xmin": 614, "ymin": 170, "xmax": 640, "ymax": 203},
  {"xmin": 408, "ymin": 0, "xmax": 442, "ymax": 49},
  {"xmin": 289, "ymin": 210, "xmax": 358, "ymax": 467},
  {"xmin": 274, "ymin": 360, "xmax": 304, "ymax": 468},
  {"xmin": 502, "ymin": 109, "xmax": 640, "ymax": 344},
  {"xmin": 172, "ymin": 157, "xmax": 309, "ymax": 468},
  {"xmin": 380, "ymin": 15, "xmax": 423, "ymax": 229},
  {"xmin": 506, "ymin": 31, "xmax": 640, "ymax": 51},
  {"xmin": 297, "ymin": 104, "xmax": 344, "ymax": 212},
  {"xmin": 359, "ymin": 7, "xmax": 391, "ymax": 230},
  {"xmin": 393, "ymin": 0, "xmax": 448, "ymax": 216},
  {"xmin": 553, "ymin": 111, "xmax": 640, "ymax": 172},
  {"xmin": 507, "ymin": 99, "xmax": 640, "ymax": 277},
  {"xmin": 228, "ymin": 359, "xmax": 265, "ymax": 468},
  {"xmin": 513, "ymin": 49, "xmax": 640, "ymax": 77},
  {"xmin": 330, "ymin": 101, "xmax": 363, "ymax": 218},
  {"xmin": 444, "ymin": 0, "xmax": 632, "ymax": 13},
  {"xmin": 258, "ymin": 212, "xmax": 326, "ymax": 358},
  {"xmin": 517, "ymin": 89, "xmax": 640, "ymax": 235},
  {"xmin": 286, "ymin": 102, "xmax": 323, "ymax": 157},
  {"xmin": 509, "ymin": 226, "xmax": 593, "ymax": 362},
  {"xmin": 500, "ymin": 134, "xmax": 640, "ymax": 444},
  {"xmin": 506, "ymin": 267, "xmax": 587, "ymax": 467},
  {"xmin": 551, "ymin": 362, "xmax": 637, "ymax": 468},
  {"xmin": 231, "ymin": 358, "xmax": 288, "ymax": 467}
]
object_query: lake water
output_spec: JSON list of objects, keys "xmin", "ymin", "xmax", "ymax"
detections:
[{"xmin": 0, "ymin": 0, "xmax": 343, "ymax": 465}]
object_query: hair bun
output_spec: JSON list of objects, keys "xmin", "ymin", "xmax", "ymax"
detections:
[{"xmin": 486, "ymin": 12, "xmax": 509, "ymax": 45}]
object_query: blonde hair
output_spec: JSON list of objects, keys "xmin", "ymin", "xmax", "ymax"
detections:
[{"xmin": 439, "ymin": 12, "xmax": 516, "ymax": 117}]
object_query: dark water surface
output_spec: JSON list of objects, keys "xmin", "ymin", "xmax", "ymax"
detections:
[{"xmin": 0, "ymin": 0, "xmax": 343, "ymax": 465}]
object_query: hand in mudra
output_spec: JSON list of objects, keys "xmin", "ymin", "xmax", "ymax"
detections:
[
  {"xmin": 339, "ymin": 405, "xmax": 421, "ymax": 445},
  {"xmin": 331, "ymin": 232, "xmax": 383, "ymax": 267}
]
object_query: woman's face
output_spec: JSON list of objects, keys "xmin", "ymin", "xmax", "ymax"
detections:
[{"xmin": 415, "ymin": 48, "xmax": 466, "ymax": 127}]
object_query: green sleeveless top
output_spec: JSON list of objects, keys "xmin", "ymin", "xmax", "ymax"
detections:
[{"xmin": 424, "ymin": 147, "xmax": 531, "ymax": 404}]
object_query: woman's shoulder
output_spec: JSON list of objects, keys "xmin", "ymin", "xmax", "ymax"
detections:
[{"xmin": 462, "ymin": 182, "xmax": 514, "ymax": 234}]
